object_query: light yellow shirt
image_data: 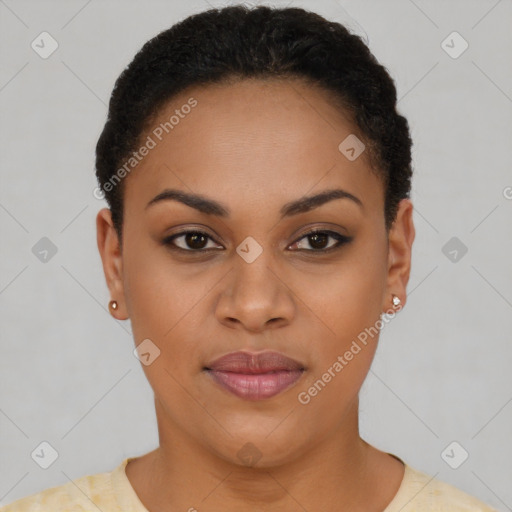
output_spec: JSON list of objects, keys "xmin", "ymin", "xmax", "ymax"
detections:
[{"xmin": 1, "ymin": 457, "xmax": 497, "ymax": 511}]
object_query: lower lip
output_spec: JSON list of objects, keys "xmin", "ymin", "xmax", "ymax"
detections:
[{"xmin": 205, "ymin": 369, "xmax": 304, "ymax": 400}]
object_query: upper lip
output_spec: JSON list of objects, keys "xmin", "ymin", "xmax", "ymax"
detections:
[{"xmin": 204, "ymin": 351, "xmax": 305, "ymax": 373}]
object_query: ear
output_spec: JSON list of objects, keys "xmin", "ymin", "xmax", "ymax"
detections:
[
  {"xmin": 96, "ymin": 208, "xmax": 129, "ymax": 320},
  {"xmin": 383, "ymin": 199, "xmax": 415, "ymax": 313}
]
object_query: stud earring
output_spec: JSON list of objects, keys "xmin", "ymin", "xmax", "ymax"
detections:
[
  {"xmin": 108, "ymin": 300, "xmax": 118, "ymax": 314},
  {"xmin": 392, "ymin": 294, "xmax": 401, "ymax": 307}
]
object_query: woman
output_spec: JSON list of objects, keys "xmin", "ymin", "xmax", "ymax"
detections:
[{"xmin": 2, "ymin": 5, "xmax": 497, "ymax": 511}]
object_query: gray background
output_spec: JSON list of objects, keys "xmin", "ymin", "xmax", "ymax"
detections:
[{"xmin": 1, "ymin": 0, "xmax": 511, "ymax": 509}]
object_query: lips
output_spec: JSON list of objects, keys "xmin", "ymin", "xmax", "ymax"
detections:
[
  {"xmin": 205, "ymin": 350, "xmax": 305, "ymax": 373},
  {"xmin": 204, "ymin": 351, "xmax": 305, "ymax": 400}
]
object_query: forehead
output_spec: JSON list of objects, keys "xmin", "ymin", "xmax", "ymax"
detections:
[{"xmin": 124, "ymin": 77, "xmax": 383, "ymax": 216}]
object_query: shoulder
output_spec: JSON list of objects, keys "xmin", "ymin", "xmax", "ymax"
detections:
[
  {"xmin": 386, "ymin": 464, "xmax": 498, "ymax": 511},
  {"xmin": 0, "ymin": 467, "xmax": 116, "ymax": 512}
]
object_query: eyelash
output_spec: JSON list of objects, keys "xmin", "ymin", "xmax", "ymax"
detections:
[{"xmin": 162, "ymin": 229, "xmax": 352, "ymax": 254}]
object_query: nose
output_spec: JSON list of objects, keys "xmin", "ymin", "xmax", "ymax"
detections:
[{"xmin": 214, "ymin": 251, "xmax": 296, "ymax": 333}]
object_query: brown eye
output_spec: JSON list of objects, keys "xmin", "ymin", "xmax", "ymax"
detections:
[
  {"xmin": 184, "ymin": 233, "xmax": 207, "ymax": 249},
  {"xmin": 289, "ymin": 230, "xmax": 352, "ymax": 252},
  {"xmin": 307, "ymin": 232, "xmax": 329, "ymax": 250},
  {"xmin": 163, "ymin": 231, "xmax": 223, "ymax": 251}
]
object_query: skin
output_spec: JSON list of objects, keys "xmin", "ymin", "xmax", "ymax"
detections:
[{"xmin": 96, "ymin": 77, "xmax": 415, "ymax": 511}]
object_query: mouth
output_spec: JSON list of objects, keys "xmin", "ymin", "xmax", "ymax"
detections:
[{"xmin": 203, "ymin": 350, "xmax": 306, "ymax": 401}]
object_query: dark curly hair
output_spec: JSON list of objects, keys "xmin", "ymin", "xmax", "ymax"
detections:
[{"xmin": 95, "ymin": 5, "xmax": 413, "ymax": 245}]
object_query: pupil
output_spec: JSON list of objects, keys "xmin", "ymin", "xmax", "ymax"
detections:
[
  {"xmin": 187, "ymin": 232, "xmax": 207, "ymax": 249},
  {"xmin": 309, "ymin": 233, "xmax": 328, "ymax": 249}
]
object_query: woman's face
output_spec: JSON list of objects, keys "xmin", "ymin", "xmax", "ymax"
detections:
[{"xmin": 97, "ymin": 77, "xmax": 414, "ymax": 467}]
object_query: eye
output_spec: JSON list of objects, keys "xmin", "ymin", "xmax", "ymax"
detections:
[
  {"xmin": 288, "ymin": 230, "xmax": 352, "ymax": 252},
  {"xmin": 163, "ymin": 230, "xmax": 223, "ymax": 252},
  {"xmin": 162, "ymin": 228, "xmax": 352, "ymax": 254}
]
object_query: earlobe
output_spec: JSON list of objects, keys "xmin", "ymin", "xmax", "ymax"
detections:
[
  {"xmin": 384, "ymin": 199, "xmax": 415, "ymax": 311},
  {"xmin": 96, "ymin": 208, "xmax": 129, "ymax": 320}
]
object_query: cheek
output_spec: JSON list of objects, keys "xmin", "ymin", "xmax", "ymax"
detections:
[
  {"xmin": 296, "ymin": 229, "xmax": 387, "ymax": 341},
  {"xmin": 122, "ymin": 237, "xmax": 214, "ymax": 378},
  {"xmin": 122, "ymin": 235, "xmax": 189, "ymax": 349},
  {"xmin": 294, "ymin": 231, "xmax": 388, "ymax": 394},
  {"xmin": 122, "ymin": 249, "xmax": 204, "ymax": 409}
]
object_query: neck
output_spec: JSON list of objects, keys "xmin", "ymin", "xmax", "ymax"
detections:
[{"xmin": 130, "ymin": 395, "xmax": 390, "ymax": 512}]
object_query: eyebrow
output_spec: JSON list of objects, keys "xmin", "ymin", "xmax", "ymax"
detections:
[{"xmin": 145, "ymin": 188, "xmax": 363, "ymax": 217}]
